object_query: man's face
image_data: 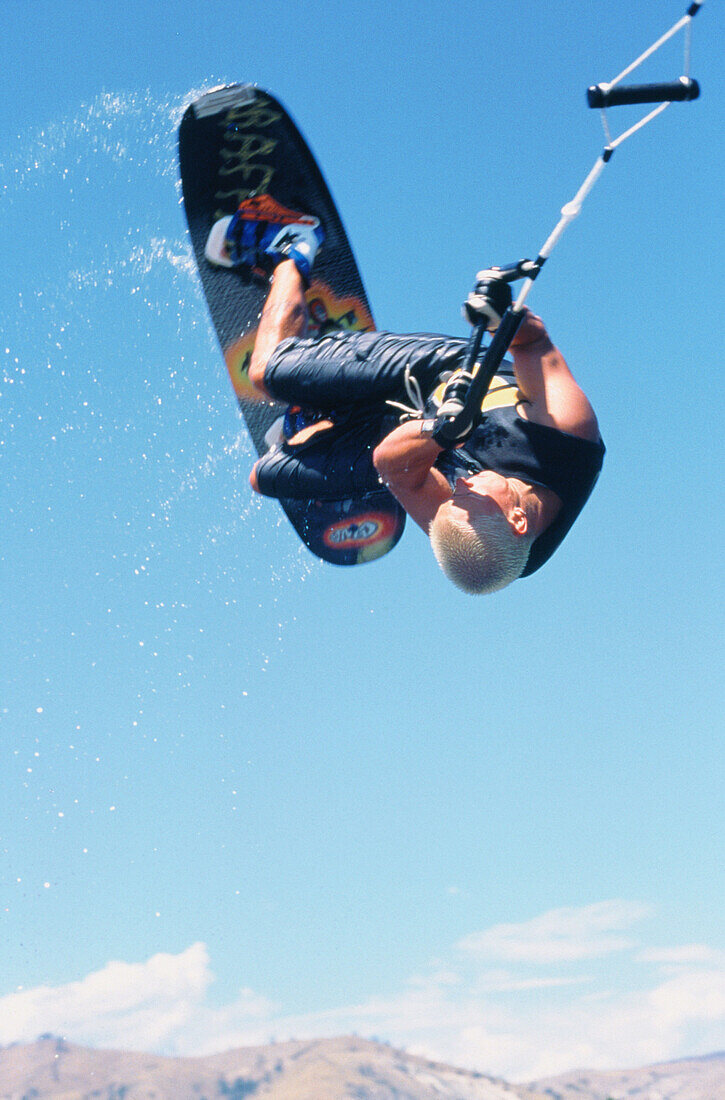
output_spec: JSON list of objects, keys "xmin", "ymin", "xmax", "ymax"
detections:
[{"xmin": 445, "ymin": 471, "xmax": 520, "ymax": 524}]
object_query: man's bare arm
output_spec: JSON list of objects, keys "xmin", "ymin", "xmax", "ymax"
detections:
[
  {"xmin": 510, "ymin": 310, "xmax": 600, "ymax": 442},
  {"xmin": 372, "ymin": 422, "xmax": 451, "ymax": 531}
]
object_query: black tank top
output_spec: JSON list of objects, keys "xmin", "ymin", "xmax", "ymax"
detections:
[{"xmin": 435, "ymin": 406, "xmax": 605, "ymax": 576}]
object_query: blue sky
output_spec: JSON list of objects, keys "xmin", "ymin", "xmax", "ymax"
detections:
[{"xmin": 1, "ymin": 0, "xmax": 723, "ymax": 1083}]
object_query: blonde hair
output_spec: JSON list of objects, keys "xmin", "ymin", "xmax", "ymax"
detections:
[{"xmin": 429, "ymin": 507, "xmax": 533, "ymax": 594}]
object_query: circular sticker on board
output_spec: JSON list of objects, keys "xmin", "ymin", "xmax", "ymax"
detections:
[{"xmin": 322, "ymin": 512, "xmax": 397, "ymax": 550}]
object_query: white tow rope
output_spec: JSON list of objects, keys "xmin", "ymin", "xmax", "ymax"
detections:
[
  {"xmin": 431, "ymin": 2, "xmax": 707, "ymax": 446},
  {"xmin": 513, "ymin": 0, "xmax": 704, "ymax": 312}
]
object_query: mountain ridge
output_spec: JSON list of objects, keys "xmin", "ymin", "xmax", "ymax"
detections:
[
  {"xmin": 1, "ymin": 1035, "xmax": 723, "ymax": 1100},
  {"xmin": 530, "ymin": 1049, "xmax": 725, "ymax": 1099}
]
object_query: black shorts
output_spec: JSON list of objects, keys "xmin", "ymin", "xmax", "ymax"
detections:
[
  {"xmin": 253, "ymin": 407, "xmax": 398, "ymax": 500},
  {"xmin": 263, "ymin": 329, "xmax": 467, "ymax": 409},
  {"xmin": 255, "ymin": 329, "xmax": 467, "ymax": 502}
]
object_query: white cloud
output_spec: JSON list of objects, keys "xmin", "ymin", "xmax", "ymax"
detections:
[
  {"xmin": 475, "ymin": 970, "xmax": 591, "ymax": 993},
  {"xmin": 457, "ymin": 900, "xmax": 653, "ymax": 964},
  {"xmin": 0, "ymin": 944, "xmax": 273, "ymax": 1053},
  {"xmin": 1, "ymin": 903, "xmax": 723, "ymax": 1083},
  {"xmin": 638, "ymin": 943, "xmax": 725, "ymax": 965},
  {"xmin": 0, "ymin": 944, "xmax": 205, "ymax": 1047},
  {"xmin": 648, "ymin": 966, "xmax": 725, "ymax": 1026}
]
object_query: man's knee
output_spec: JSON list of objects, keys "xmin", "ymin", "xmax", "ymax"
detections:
[
  {"xmin": 248, "ymin": 354, "xmax": 270, "ymax": 395},
  {"xmin": 249, "ymin": 331, "xmax": 301, "ymax": 397}
]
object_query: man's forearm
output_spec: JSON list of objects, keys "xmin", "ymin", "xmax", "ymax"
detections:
[
  {"xmin": 506, "ymin": 309, "xmax": 600, "ymax": 440},
  {"xmin": 372, "ymin": 420, "xmax": 443, "ymax": 492},
  {"xmin": 507, "ymin": 310, "xmax": 566, "ymax": 406}
]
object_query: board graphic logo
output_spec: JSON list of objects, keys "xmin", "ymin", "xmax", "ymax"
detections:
[
  {"xmin": 214, "ymin": 93, "xmax": 283, "ymax": 215},
  {"xmin": 323, "ymin": 512, "xmax": 397, "ymax": 549}
]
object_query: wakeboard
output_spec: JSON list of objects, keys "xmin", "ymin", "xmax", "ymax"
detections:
[{"xmin": 178, "ymin": 84, "xmax": 406, "ymax": 565}]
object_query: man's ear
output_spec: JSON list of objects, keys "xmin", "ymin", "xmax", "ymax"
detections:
[{"xmin": 510, "ymin": 507, "xmax": 528, "ymax": 537}]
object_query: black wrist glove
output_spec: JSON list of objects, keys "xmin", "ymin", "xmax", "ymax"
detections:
[{"xmin": 463, "ymin": 270, "xmax": 513, "ymax": 330}]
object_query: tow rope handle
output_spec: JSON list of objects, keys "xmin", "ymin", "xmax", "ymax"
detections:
[
  {"xmin": 587, "ymin": 77, "xmax": 700, "ymax": 108},
  {"xmin": 433, "ymin": 0, "xmax": 705, "ymax": 448}
]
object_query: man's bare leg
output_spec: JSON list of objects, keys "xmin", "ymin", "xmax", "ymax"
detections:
[{"xmin": 248, "ymin": 260, "xmax": 308, "ymax": 398}]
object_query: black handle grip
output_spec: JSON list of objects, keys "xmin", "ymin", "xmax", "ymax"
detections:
[{"xmin": 587, "ymin": 78, "xmax": 700, "ymax": 108}]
